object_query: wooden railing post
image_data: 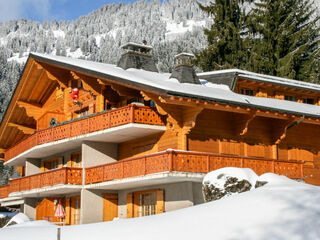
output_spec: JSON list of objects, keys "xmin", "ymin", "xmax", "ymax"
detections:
[
  {"xmin": 65, "ymin": 168, "xmax": 68, "ymax": 184},
  {"xmin": 144, "ymin": 157, "xmax": 147, "ymax": 175},
  {"xmin": 300, "ymin": 163, "xmax": 304, "ymax": 179},
  {"xmin": 272, "ymin": 159, "xmax": 275, "ymax": 173},
  {"xmin": 207, "ymin": 155, "xmax": 210, "ymax": 172},
  {"xmin": 130, "ymin": 105, "xmax": 135, "ymax": 123},
  {"xmin": 169, "ymin": 150, "xmax": 173, "ymax": 171}
]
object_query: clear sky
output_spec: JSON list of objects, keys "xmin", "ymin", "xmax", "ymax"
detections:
[{"xmin": 0, "ymin": 0, "xmax": 136, "ymax": 23}]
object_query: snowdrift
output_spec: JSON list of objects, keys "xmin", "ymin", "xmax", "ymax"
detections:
[{"xmin": 1, "ymin": 168, "xmax": 320, "ymax": 240}]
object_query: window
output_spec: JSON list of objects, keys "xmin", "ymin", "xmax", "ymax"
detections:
[
  {"xmin": 284, "ymin": 95, "xmax": 296, "ymax": 102},
  {"xmin": 139, "ymin": 192, "xmax": 156, "ymax": 217},
  {"xmin": 42, "ymin": 157, "xmax": 63, "ymax": 172},
  {"xmin": 71, "ymin": 152, "xmax": 82, "ymax": 168},
  {"xmin": 241, "ymin": 88, "xmax": 254, "ymax": 96},
  {"xmin": 127, "ymin": 190, "xmax": 164, "ymax": 218},
  {"xmin": 76, "ymin": 107, "xmax": 89, "ymax": 118},
  {"xmin": 302, "ymin": 98, "xmax": 314, "ymax": 104}
]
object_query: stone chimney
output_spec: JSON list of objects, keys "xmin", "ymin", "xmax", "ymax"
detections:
[
  {"xmin": 117, "ymin": 42, "xmax": 158, "ymax": 72},
  {"xmin": 170, "ymin": 53, "xmax": 201, "ymax": 84}
]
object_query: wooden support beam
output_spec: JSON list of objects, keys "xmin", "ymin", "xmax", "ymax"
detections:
[
  {"xmin": 36, "ymin": 62, "xmax": 69, "ymax": 89},
  {"xmin": 71, "ymin": 71, "xmax": 101, "ymax": 96},
  {"xmin": 235, "ymin": 110, "xmax": 257, "ymax": 136},
  {"xmin": 17, "ymin": 101, "xmax": 44, "ymax": 120},
  {"xmin": 8, "ymin": 122, "xmax": 36, "ymax": 135},
  {"xmin": 0, "ymin": 148, "xmax": 6, "ymax": 154}
]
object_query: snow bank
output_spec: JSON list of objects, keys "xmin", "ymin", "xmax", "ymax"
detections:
[
  {"xmin": 1, "ymin": 169, "xmax": 320, "ymax": 240},
  {"xmin": 0, "ymin": 213, "xmax": 5, "ymax": 218},
  {"xmin": 3, "ymin": 213, "xmax": 30, "ymax": 228}
]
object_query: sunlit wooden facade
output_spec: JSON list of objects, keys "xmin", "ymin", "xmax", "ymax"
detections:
[{"xmin": 0, "ymin": 47, "xmax": 320, "ymax": 225}]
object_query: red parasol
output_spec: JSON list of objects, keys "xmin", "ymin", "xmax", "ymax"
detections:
[{"xmin": 55, "ymin": 200, "xmax": 65, "ymax": 219}]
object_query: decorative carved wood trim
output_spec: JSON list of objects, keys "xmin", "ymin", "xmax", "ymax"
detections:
[
  {"xmin": 8, "ymin": 122, "xmax": 36, "ymax": 135},
  {"xmin": 17, "ymin": 101, "xmax": 44, "ymax": 120}
]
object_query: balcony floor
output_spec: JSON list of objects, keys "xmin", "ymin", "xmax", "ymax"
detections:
[
  {"xmin": 5, "ymin": 123, "xmax": 166, "ymax": 166},
  {"xmin": 9, "ymin": 185, "xmax": 83, "ymax": 198},
  {"xmin": 85, "ymin": 171, "xmax": 205, "ymax": 190}
]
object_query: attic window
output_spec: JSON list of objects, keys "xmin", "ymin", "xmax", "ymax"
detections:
[
  {"xmin": 285, "ymin": 95, "xmax": 296, "ymax": 102},
  {"xmin": 241, "ymin": 88, "xmax": 254, "ymax": 96},
  {"xmin": 302, "ymin": 98, "xmax": 314, "ymax": 104}
]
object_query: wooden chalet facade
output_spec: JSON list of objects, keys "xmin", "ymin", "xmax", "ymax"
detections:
[{"xmin": 0, "ymin": 43, "xmax": 320, "ymax": 225}]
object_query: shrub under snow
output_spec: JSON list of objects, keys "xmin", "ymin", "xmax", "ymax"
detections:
[{"xmin": 202, "ymin": 168, "xmax": 267, "ymax": 201}]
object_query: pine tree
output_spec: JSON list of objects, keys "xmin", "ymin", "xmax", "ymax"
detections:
[
  {"xmin": 247, "ymin": 0, "xmax": 320, "ymax": 82},
  {"xmin": 195, "ymin": 0, "xmax": 252, "ymax": 71}
]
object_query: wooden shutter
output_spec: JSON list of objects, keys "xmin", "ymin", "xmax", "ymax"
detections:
[
  {"xmin": 65, "ymin": 197, "xmax": 71, "ymax": 225},
  {"xmin": 102, "ymin": 194, "xmax": 118, "ymax": 222},
  {"xmin": 127, "ymin": 193, "xmax": 133, "ymax": 218},
  {"xmin": 156, "ymin": 190, "xmax": 164, "ymax": 214}
]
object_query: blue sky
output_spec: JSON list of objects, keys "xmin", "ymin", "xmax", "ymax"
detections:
[{"xmin": 0, "ymin": 0, "xmax": 136, "ymax": 23}]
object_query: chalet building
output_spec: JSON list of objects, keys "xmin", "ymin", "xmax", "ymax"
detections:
[{"xmin": 0, "ymin": 42, "xmax": 320, "ymax": 225}]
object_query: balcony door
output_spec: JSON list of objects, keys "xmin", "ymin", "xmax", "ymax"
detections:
[
  {"xmin": 127, "ymin": 189, "xmax": 164, "ymax": 218},
  {"xmin": 65, "ymin": 196, "xmax": 81, "ymax": 225}
]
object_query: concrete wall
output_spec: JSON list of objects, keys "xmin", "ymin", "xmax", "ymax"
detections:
[
  {"xmin": 23, "ymin": 198, "xmax": 37, "ymax": 220},
  {"xmin": 80, "ymin": 189, "xmax": 104, "ymax": 224},
  {"xmin": 25, "ymin": 159, "xmax": 41, "ymax": 176},
  {"xmin": 82, "ymin": 141, "xmax": 118, "ymax": 168},
  {"xmin": 117, "ymin": 181, "xmax": 204, "ymax": 219}
]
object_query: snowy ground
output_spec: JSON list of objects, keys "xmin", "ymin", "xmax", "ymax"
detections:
[{"xmin": 1, "ymin": 168, "xmax": 320, "ymax": 240}]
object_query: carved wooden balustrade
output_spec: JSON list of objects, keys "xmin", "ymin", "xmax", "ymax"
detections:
[
  {"xmin": 0, "ymin": 185, "xmax": 9, "ymax": 198},
  {"xmin": 4, "ymin": 105, "xmax": 165, "ymax": 162},
  {"xmin": 0, "ymin": 168, "xmax": 82, "ymax": 197},
  {"xmin": 85, "ymin": 150, "xmax": 304, "ymax": 184}
]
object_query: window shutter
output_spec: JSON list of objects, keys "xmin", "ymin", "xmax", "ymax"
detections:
[
  {"xmin": 65, "ymin": 197, "xmax": 71, "ymax": 225},
  {"xmin": 156, "ymin": 190, "xmax": 164, "ymax": 214},
  {"xmin": 127, "ymin": 193, "xmax": 133, "ymax": 218}
]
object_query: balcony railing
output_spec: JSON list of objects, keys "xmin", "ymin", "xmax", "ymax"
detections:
[
  {"xmin": 4, "ymin": 105, "xmax": 166, "ymax": 162},
  {"xmin": 85, "ymin": 150, "xmax": 304, "ymax": 184},
  {"xmin": 0, "ymin": 167, "xmax": 82, "ymax": 198}
]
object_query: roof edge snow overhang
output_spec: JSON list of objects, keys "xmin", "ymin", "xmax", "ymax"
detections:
[{"xmin": 28, "ymin": 54, "xmax": 320, "ymax": 119}]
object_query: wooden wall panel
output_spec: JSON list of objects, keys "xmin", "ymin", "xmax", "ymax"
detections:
[
  {"xmin": 118, "ymin": 131, "xmax": 178, "ymax": 160},
  {"xmin": 126, "ymin": 193, "xmax": 133, "ymax": 218}
]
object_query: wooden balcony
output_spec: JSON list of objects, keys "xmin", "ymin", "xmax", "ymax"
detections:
[
  {"xmin": 85, "ymin": 150, "xmax": 304, "ymax": 184},
  {"xmin": 0, "ymin": 167, "xmax": 82, "ymax": 198},
  {"xmin": 4, "ymin": 105, "xmax": 165, "ymax": 162}
]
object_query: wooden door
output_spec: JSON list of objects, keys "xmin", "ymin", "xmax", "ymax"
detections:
[
  {"xmin": 70, "ymin": 196, "xmax": 81, "ymax": 225},
  {"xmin": 103, "ymin": 193, "xmax": 118, "ymax": 222},
  {"xmin": 36, "ymin": 197, "xmax": 64, "ymax": 223}
]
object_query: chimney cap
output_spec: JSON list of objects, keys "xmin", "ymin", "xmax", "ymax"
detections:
[
  {"xmin": 174, "ymin": 52, "xmax": 195, "ymax": 58},
  {"xmin": 174, "ymin": 53, "xmax": 195, "ymax": 67},
  {"xmin": 120, "ymin": 42, "xmax": 153, "ymax": 55}
]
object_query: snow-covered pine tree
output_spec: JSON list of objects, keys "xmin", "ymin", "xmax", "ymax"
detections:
[
  {"xmin": 195, "ymin": 0, "xmax": 252, "ymax": 71},
  {"xmin": 247, "ymin": 0, "xmax": 320, "ymax": 82}
]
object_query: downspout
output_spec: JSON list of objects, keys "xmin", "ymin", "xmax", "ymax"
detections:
[
  {"xmin": 231, "ymin": 72, "xmax": 239, "ymax": 91},
  {"xmin": 287, "ymin": 115, "xmax": 305, "ymax": 131},
  {"xmin": 276, "ymin": 115, "xmax": 305, "ymax": 159}
]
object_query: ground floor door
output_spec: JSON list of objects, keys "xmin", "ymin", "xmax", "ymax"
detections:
[
  {"xmin": 65, "ymin": 196, "xmax": 81, "ymax": 225},
  {"xmin": 36, "ymin": 197, "xmax": 65, "ymax": 223},
  {"xmin": 102, "ymin": 193, "xmax": 118, "ymax": 222}
]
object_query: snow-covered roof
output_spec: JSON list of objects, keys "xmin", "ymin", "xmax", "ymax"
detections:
[
  {"xmin": 30, "ymin": 53, "xmax": 320, "ymax": 118},
  {"xmin": 198, "ymin": 69, "xmax": 320, "ymax": 92}
]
